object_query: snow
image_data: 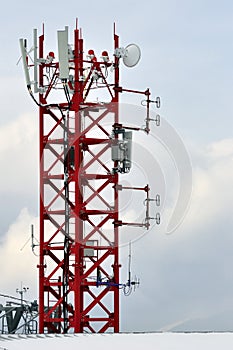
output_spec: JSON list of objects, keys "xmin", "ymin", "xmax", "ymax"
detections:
[{"xmin": 1, "ymin": 332, "xmax": 233, "ymax": 350}]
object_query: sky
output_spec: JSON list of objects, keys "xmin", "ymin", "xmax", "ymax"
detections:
[{"xmin": 0, "ymin": 0, "xmax": 233, "ymax": 333}]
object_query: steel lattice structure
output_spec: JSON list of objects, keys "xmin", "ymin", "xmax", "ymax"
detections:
[{"xmin": 20, "ymin": 21, "xmax": 159, "ymax": 334}]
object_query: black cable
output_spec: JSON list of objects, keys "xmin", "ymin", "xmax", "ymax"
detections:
[
  {"xmin": 63, "ymin": 82, "xmax": 72, "ymax": 108},
  {"xmin": 27, "ymin": 86, "xmax": 66, "ymax": 120}
]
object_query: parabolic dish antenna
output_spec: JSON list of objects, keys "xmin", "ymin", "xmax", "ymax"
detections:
[{"xmin": 123, "ymin": 43, "xmax": 141, "ymax": 68}]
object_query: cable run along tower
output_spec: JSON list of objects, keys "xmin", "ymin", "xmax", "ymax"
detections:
[{"xmin": 19, "ymin": 21, "xmax": 160, "ymax": 334}]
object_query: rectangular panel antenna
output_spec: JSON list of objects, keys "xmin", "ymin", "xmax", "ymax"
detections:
[
  {"xmin": 33, "ymin": 28, "xmax": 38, "ymax": 93},
  {"xmin": 57, "ymin": 26, "xmax": 69, "ymax": 80},
  {"xmin": 19, "ymin": 38, "xmax": 31, "ymax": 87}
]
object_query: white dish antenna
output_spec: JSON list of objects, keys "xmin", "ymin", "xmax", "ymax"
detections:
[
  {"xmin": 115, "ymin": 43, "xmax": 141, "ymax": 68},
  {"xmin": 123, "ymin": 44, "xmax": 141, "ymax": 68}
]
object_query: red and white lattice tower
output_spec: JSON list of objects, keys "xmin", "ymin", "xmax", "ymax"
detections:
[{"xmin": 19, "ymin": 21, "xmax": 159, "ymax": 334}]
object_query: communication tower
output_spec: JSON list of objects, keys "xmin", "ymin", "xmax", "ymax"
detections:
[{"xmin": 19, "ymin": 21, "xmax": 160, "ymax": 333}]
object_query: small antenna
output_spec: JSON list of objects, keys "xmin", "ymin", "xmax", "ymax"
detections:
[
  {"xmin": 123, "ymin": 241, "xmax": 140, "ymax": 296},
  {"xmin": 128, "ymin": 241, "xmax": 132, "ymax": 285},
  {"xmin": 20, "ymin": 224, "xmax": 39, "ymax": 254},
  {"xmin": 16, "ymin": 282, "xmax": 29, "ymax": 305},
  {"xmin": 31, "ymin": 224, "xmax": 39, "ymax": 256},
  {"xmin": 31, "ymin": 224, "xmax": 35, "ymax": 251}
]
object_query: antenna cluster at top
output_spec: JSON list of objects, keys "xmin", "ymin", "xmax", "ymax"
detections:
[
  {"xmin": 19, "ymin": 25, "xmax": 161, "ymax": 136},
  {"xmin": 19, "ymin": 25, "xmax": 141, "ymax": 95}
]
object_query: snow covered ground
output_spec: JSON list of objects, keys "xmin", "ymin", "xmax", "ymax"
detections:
[{"xmin": 1, "ymin": 332, "xmax": 233, "ymax": 350}]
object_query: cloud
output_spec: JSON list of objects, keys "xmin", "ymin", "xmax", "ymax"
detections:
[
  {"xmin": 121, "ymin": 138, "xmax": 233, "ymax": 331},
  {"xmin": 184, "ymin": 138, "xmax": 233, "ymax": 230},
  {"xmin": 0, "ymin": 112, "xmax": 38, "ymax": 196},
  {"xmin": 1, "ymin": 130, "xmax": 233, "ymax": 332},
  {"xmin": 0, "ymin": 208, "xmax": 38, "ymax": 304}
]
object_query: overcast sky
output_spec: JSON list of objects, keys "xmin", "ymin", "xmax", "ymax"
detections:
[{"xmin": 0, "ymin": 0, "xmax": 233, "ymax": 333}]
